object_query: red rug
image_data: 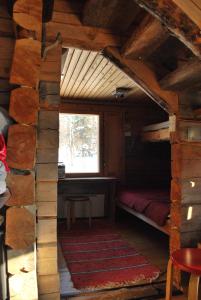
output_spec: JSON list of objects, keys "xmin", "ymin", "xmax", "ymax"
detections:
[{"xmin": 58, "ymin": 220, "xmax": 160, "ymax": 291}]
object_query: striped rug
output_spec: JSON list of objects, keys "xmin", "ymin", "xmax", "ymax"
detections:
[{"xmin": 58, "ymin": 220, "xmax": 160, "ymax": 291}]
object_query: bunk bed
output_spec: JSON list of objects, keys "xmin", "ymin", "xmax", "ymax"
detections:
[
  {"xmin": 117, "ymin": 120, "xmax": 171, "ymax": 235},
  {"xmin": 142, "ymin": 121, "xmax": 170, "ymax": 142}
]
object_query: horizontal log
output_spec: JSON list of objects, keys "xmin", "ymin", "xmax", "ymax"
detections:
[
  {"xmin": 160, "ymin": 59, "xmax": 201, "ymax": 90},
  {"xmin": 38, "ymin": 111, "xmax": 59, "ymax": 129},
  {"xmin": 0, "ymin": 37, "xmax": 14, "ymax": 60},
  {"xmin": 172, "ymin": 158, "xmax": 201, "ymax": 179},
  {"xmin": 37, "ymin": 202, "xmax": 57, "ymax": 217},
  {"xmin": 46, "ymin": 21, "xmax": 123, "ymax": 50},
  {"xmin": 6, "ymin": 207, "xmax": 35, "ymax": 250},
  {"xmin": 181, "ymin": 204, "xmax": 201, "ymax": 232},
  {"xmin": 36, "ymin": 164, "xmax": 58, "ymax": 181},
  {"xmin": 123, "ymin": 14, "xmax": 168, "ymax": 59},
  {"xmin": 172, "ymin": 143, "xmax": 201, "ymax": 161},
  {"xmin": 39, "ymin": 81, "xmax": 60, "ymax": 97},
  {"xmin": 7, "ymin": 124, "xmax": 36, "ymax": 170},
  {"xmin": 39, "ymin": 293, "xmax": 60, "ymax": 300},
  {"xmin": 13, "ymin": 0, "xmax": 42, "ymax": 37},
  {"xmin": 37, "ymin": 148, "xmax": 58, "ymax": 164},
  {"xmin": 38, "ymin": 274, "xmax": 60, "ymax": 295},
  {"xmin": 172, "ymin": 178, "xmax": 201, "ymax": 204},
  {"xmin": 37, "ymin": 257, "xmax": 58, "ymax": 275},
  {"xmin": 9, "ymin": 87, "xmax": 39, "ymax": 125},
  {"xmin": 10, "ymin": 39, "xmax": 41, "ymax": 87},
  {"xmin": 36, "ymin": 182, "xmax": 57, "ymax": 202},
  {"xmin": 0, "ymin": 58, "xmax": 12, "ymax": 78},
  {"xmin": 40, "ymin": 60, "xmax": 61, "ymax": 82},
  {"xmin": 38, "ymin": 130, "xmax": 59, "ymax": 149},
  {"xmin": 181, "ymin": 230, "xmax": 201, "ymax": 247},
  {"xmin": 0, "ymin": 18, "xmax": 14, "ymax": 37},
  {"xmin": 6, "ymin": 172, "xmax": 35, "ymax": 206},
  {"xmin": 40, "ymin": 95, "xmax": 61, "ymax": 109},
  {"xmin": 37, "ymin": 218, "xmax": 57, "ymax": 243},
  {"xmin": 7, "ymin": 245, "xmax": 35, "ymax": 274}
]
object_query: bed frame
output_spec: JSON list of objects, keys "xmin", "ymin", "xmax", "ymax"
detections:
[{"xmin": 117, "ymin": 201, "xmax": 170, "ymax": 235}]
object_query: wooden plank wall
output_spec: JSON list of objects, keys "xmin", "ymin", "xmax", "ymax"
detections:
[
  {"xmin": 4, "ymin": 1, "xmax": 42, "ymax": 299},
  {"xmin": 36, "ymin": 22, "xmax": 62, "ymax": 299}
]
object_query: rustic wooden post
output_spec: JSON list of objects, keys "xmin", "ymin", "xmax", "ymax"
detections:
[
  {"xmin": 5, "ymin": 1, "xmax": 42, "ymax": 299},
  {"xmin": 36, "ymin": 24, "xmax": 62, "ymax": 299}
]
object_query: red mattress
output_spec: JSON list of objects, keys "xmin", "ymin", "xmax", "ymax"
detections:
[{"xmin": 118, "ymin": 188, "xmax": 170, "ymax": 226}]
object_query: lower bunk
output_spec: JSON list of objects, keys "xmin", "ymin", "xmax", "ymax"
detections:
[{"xmin": 117, "ymin": 188, "xmax": 170, "ymax": 235}]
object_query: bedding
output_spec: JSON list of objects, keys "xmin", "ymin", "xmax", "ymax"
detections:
[{"xmin": 118, "ymin": 188, "xmax": 170, "ymax": 226}]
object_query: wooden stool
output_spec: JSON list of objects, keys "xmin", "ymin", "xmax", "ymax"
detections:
[
  {"xmin": 166, "ymin": 248, "xmax": 201, "ymax": 300},
  {"xmin": 65, "ymin": 196, "xmax": 92, "ymax": 230}
]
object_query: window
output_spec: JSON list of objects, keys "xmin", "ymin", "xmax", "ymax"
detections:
[{"xmin": 59, "ymin": 113, "xmax": 100, "ymax": 174}]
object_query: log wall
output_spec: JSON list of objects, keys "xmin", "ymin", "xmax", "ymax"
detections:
[{"xmin": 0, "ymin": 2, "xmax": 15, "ymax": 109}]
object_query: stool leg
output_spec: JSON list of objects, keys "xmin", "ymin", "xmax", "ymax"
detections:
[
  {"xmin": 166, "ymin": 259, "xmax": 173, "ymax": 300},
  {"xmin": 188, "ymin": 274, "xmax": 200, "ymax": 300},
  {"xmin": 67, "ymin": 201, "xmax": 71, "ymax": 230}
]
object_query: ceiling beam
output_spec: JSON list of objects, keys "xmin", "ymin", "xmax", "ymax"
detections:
[
  {"xmin": 46, "ymin": 21, "xmax": 124, "ymax": 51},
  {"xmin": 82, "ymin": 0, "xmax": 141, "ymax": 34},
  {"xmin": 160, "ymin": 59, "xmax": 201, "ymax": 91},
  {"xmin": 133, "ymin": 0, "xmax": 201, "ymax": 58},
  {"xmin": 122, "ymin": 14, "xmax": 169, "ymax": 59},
  {"xmin": 103, "ymin": 47, "xmax": 179, "ymax": 114}
]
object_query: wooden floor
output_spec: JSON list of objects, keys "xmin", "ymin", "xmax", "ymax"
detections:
[{"xmin": 60, "ymin": 211, "xmax": 186, "ymax": 299}]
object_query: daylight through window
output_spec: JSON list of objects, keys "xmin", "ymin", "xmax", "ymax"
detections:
[{"xmin": 59, "ymin": 113, "xmax": 100, "ymax": 173}]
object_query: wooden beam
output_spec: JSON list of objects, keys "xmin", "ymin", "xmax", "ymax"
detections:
[
  {"xmin": 122, "ymin": 14, "xmax": 169, "ymax": 59},
  {"xmin": 46, "ymin": 21, "xmax": 124, "ymax": 51},
  {"xmin": 160, "ymin": 59, "xmax": 201, "ymax": 91},
  {"xmin": 133, "ymin": 0, "xmax": 201, "ymax": 58},
  {"xmin": 103, "ymin": 47, "xmax": 179, "ymax": 113},
  {"xmin": 83, "ymin": 0, "xmax": 141, "ymax": 34}
]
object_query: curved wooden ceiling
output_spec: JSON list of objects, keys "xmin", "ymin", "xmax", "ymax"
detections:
[{"xmin": 60, "ymin": 48, "xmax": 140, "ymax": 100}]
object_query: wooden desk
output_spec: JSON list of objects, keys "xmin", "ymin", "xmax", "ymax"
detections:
[{"xmin": 58, "ymin": 177, "xmax": 117, "ymax": 221}]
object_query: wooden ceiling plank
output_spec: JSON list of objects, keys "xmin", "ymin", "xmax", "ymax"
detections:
[
  {"xmin": 133, "ymin": 0, "xmax": 201, "ymax": 58},
  {"xmin": 64, "ymin": 50, "xmax": 90, "ymax": 97},
  {"xmin": 95, "ymin": 71, "xmax": 124, "ymax": 98},
  {"xmin": 60, "ymin": 48, "xmax": 74, "ymax": 87},
  {"xmin": 103, "ymin": 47, "xmax": 179, "ymax": 112},
  {"xmin": 160, "ymin": 59, "xmax": 201, "ymax": 91},
  {"xmin": 72, "ymin": 55, "xmax": 104, "ymax": 98},
  {"xmin": 78, "ymin": 57, "xmax": 109, "ymax": 98},
  {"xmin": 69, "ymin": 51, "xmax": 98, "ymax": 97},
  {"xmin": 83, "ymin": 61, "xmax": 113, "ymax": 98},
  {"xmin": 90, "ymin": 64, "xmax": 118, "ymax": 97},
  {"xmin": 62, "ymin": 49, "xmax": 83, "ymax": 96},
  {"xmin": 122, "ymin": 14, "xmax": 169, "ymax": 59}
]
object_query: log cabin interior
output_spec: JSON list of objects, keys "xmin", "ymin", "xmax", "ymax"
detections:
[{"xmin": 0, "ymin": 0, "xmax": 201, "ymax": 299}]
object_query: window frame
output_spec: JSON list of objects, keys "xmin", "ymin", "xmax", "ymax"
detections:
[{"xmin": 59, "ymin": 110, "xmax": 104, "ymax": 178}]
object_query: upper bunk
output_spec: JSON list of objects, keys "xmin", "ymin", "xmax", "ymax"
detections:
[{"xmin": 142, "ymin": 120, "xmax": 170, "ymax": 142}]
